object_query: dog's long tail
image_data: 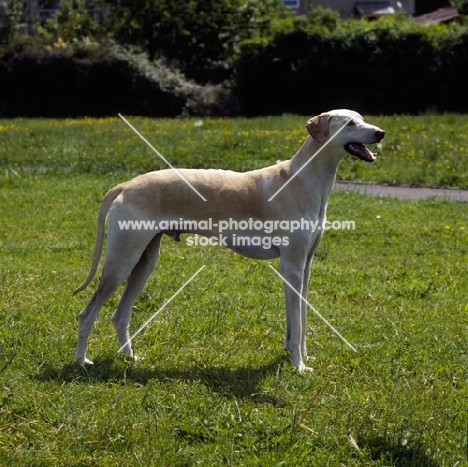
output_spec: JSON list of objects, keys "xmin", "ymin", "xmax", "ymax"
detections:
[{"xmin": 73, "ymin": 185, "xmax": 124, "ymax": 296}]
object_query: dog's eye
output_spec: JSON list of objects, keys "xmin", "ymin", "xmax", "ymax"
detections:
[{"xmin": 347, "ymin": 120, "xmax": 356, "ymax": 127}]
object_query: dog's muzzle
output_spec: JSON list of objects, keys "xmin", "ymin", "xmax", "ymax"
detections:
[{"xmin": 345, "ymin": 130, "xmax": 386, "ymax": 163}]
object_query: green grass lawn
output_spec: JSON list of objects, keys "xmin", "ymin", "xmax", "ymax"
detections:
[
  {"xmin": 1, "ymin": 113, "xmax": 467, "ymax": 188},
  {"xmin": 0, "ymin": 116, "xmax": 467, "ymax": 465}
]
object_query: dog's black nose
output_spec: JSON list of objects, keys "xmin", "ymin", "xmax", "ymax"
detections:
[{"xmin": 376, "ymin": 130, "xmax": 386, "ymax": 140}]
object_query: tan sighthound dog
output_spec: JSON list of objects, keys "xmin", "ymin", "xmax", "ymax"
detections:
[{"xmin": 74, "ymin": 109, "xmax": 385, "ymax": 372}]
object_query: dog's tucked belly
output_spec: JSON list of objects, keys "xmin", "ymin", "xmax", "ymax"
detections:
[
  {"xmin": 166, "ymin": 230, "xmax": 281, "ymax": 260},
  {"xmin": 227, "ymin": 244, "xmax": 280, "ymax": 260}
]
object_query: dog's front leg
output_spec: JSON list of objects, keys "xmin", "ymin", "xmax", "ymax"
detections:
[
  {"xmin": 300, "ymin": 252, "xmax": 314, "ymax": 362},
  {"xmin": 279, "ymin": 258, "xmax": 312, "ymax": 372}
]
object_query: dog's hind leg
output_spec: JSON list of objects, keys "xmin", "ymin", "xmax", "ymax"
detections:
[
  {"xmin": 75, "ymin": 230, "xmax": 156, "ymax": 365},
  {"xmin": 75, "ymin": 265, "xmax": 132, "ymax": 366},
  {"xmin": 111, "ymin": 233, "xmax": 163, "ymax": 359}
]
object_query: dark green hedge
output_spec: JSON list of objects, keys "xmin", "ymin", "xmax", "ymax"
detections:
[
  {"xmin": 235, "ymin": 18, "xmax": 468, "ymax": 115},
  {"xmin": 0, "ymin": 42, "xmax": 237, "ymax": 118},
  {"xmin": 1, "ymin": 16, "xmax": 468, "ymax": 117},
  {"xmin": 0, "ymin": 46, "xmax": 185, "ymax": 117}
]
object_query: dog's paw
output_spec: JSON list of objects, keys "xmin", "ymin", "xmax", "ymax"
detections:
[
  {"xmin": 128, "ymin": 354, "xmax": 144, "ymax": 362},
  {"xmin": 76, "ymin": 357, "xmax": 94, "ymax": 367},
  {"xmin": 121, "ymin": 353, "xmax": 144, "ymax": 363},
  {"xmin": 297, "ymin": 362, "xmax": 313, "ymax": 373}
]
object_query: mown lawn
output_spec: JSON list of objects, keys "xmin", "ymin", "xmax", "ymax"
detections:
[
  {"xmin": 1, "ymin": 113, "xmax": 467, "ymax": 188},
  {"xmin": 0, "ymin": 116, "xmax": 467, "ymax": 466}
]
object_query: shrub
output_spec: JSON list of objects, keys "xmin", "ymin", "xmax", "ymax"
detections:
[
  {"xmin": 235, "ymin": 12, "xmax": 468, "ymax": 115},
  {"xmin": 0, "ymin": 41, "xmax": 235, "ymax": 117},
  {"xmin": 99, "ymin": 0, "xmax": 295, "ymax": 74}
]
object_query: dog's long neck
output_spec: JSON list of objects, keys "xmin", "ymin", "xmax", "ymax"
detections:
[{"xmin": 290, "ymin": 136, "xmax": 346, "ymax": 202}]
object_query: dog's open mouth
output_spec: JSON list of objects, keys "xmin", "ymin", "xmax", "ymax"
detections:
[{"xmin": 345, "ymin": 143, "xmax": 377, "ymax": 163}]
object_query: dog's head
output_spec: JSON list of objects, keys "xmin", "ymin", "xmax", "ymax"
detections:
[{"xmin": 306, "ymin": 109, "xmax": 385, "ymax": 163}]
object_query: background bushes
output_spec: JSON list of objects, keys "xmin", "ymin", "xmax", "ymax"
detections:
[
  {"xmin": 235, "ymin": 15, "xmax": 468, "ymax": 115},
  {"xmin": 0, "ymin": 42, "xmax": 235, "ymax": 117},
  {"xmin": 0, "ymin": 1, "xmax": 468, "ymax": 117},
  {"xmin": 0, "ymin": 45, "xmax": 182, "ymax": 117}
]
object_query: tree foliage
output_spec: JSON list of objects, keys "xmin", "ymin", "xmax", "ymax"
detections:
[
  {"xmin": 36, "ymin": 0, "xmax": 99, "ymax": 43},
  {"xmin": 0, "ymin": 0, "xmax": 25, "ymax": 43},
  {"xmin": 450, "ymin": 0, "xmax": 468, "ymax": 14},
  {"xmin": 99, "ymin": 0, "xmax": 294, "ymax": 69}
]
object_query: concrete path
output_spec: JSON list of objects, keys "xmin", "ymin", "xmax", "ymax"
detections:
[{"xmin": 334, "ymin": 181, "xmax": 468, "ymax": 202}]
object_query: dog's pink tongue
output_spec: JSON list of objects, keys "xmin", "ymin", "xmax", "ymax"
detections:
[{"xmin": 356, "ymin": 144, "xmax": 376, "ymax": 161}]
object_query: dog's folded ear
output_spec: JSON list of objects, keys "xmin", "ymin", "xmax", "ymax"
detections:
[{"xmin": 306, "ymin": 114, "xmax": 330, "ymax": 145}]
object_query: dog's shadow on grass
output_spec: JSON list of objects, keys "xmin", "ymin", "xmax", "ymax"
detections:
[
  {"xmin": 356, "ymin": 434, "xmax": 442, "ymax": 467},
  {"xmin": 35, "ymin": 353, "xmax": 290, "ymax": 406}
]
